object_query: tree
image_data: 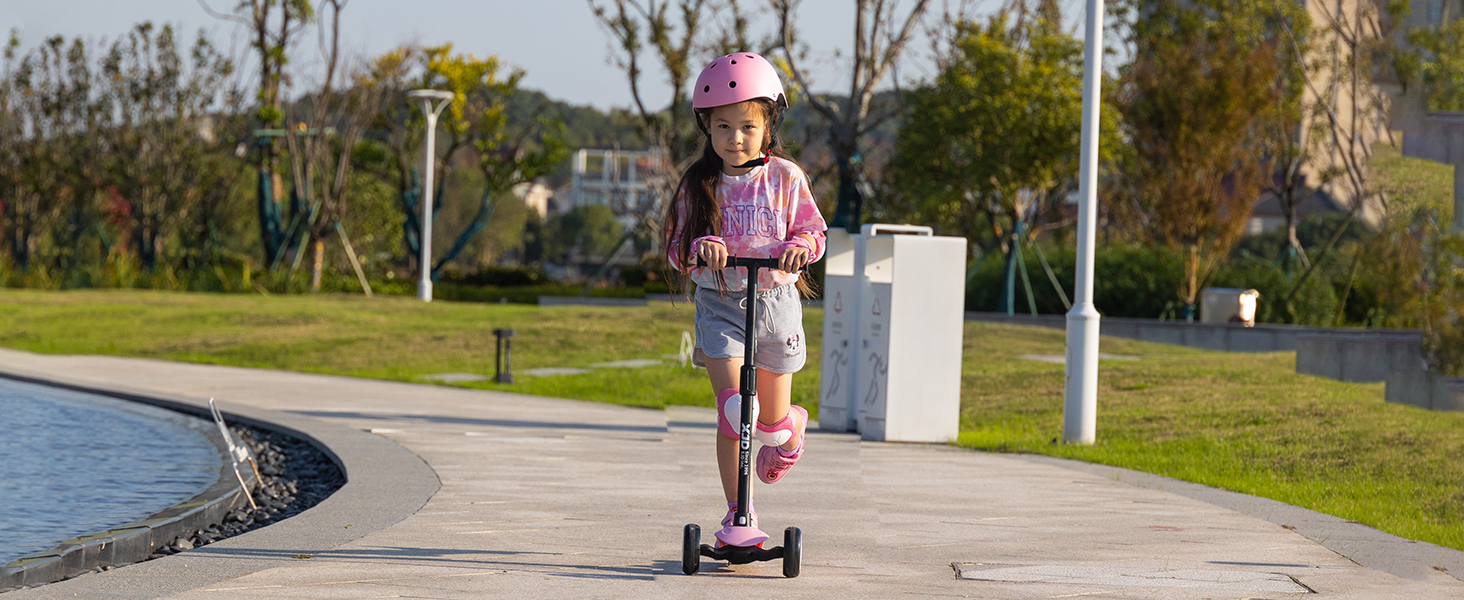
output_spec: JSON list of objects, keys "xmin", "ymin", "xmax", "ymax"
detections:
[
  {"xmin": 102, "ymin": 23, "xmax": 241, "ymax": 273},
  {"xmin": 883, "ymin": 7, "xmax": 1086, "ymax": 312},
  {"xmin": 199, "ymin": 0, "xmax": 316, "ymax": 269},
  {"xmin": 422, "ymin": 44, "xmax": 567, "ymax": 279},
  {"xmin": 358, "ymin": 43, "xmax": 566, "ymax": 282},
  {"xmin": 0, "ymin": 31, "xmax": 62, "ymax": 273},
  {"xmin": 275, "ymin": 0, "xmax": 391, "ymax": 293},
  {"xmin": 587, "ymin": 0, "xmax": 738, "ymax": 280},
  {"xmin": 1257, "ymin": 5, "xmax": 1316, "ymax": 270},
  {"xmin": 589, "ymin": 0, "xmax": 709, "ymax": 165},
  {"xmin": 1272, "ymin": 0, "xmax": 1396, "ymax": 314},
  {"xmin": 1112, "ymin": 1, "xmax": 1282, "ymax": 320},
  {"xmin": 1402, "ymin": 15, "xmax": 1464, "ymax": 111},
  {"xmin": 0, "ymin": 32, "xmax": 23, "ymax": 270},
  {"xmin": 1, "ymin": 25, "xmax": 243, "ymax": 287},
  {"xmin": 771, "ymin": 0, "xmax": 931, "ymax": 232},
  {"xmin": 544, "ymin": 204, "xmax": 624, "ymax": 264}
]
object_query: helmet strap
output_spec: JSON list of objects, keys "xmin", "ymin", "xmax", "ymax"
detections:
[{"xmin": 732, "ymin": 152, "xmax": 769, "ymax": 169}]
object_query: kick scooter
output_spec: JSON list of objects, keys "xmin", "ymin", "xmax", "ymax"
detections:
[{"xmin": 682, "ymin": 256, "xmax": 801, "ymax": 578}]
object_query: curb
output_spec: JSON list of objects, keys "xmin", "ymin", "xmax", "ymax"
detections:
[
  {"xmin": 0, "ymin": 364, "xmax": 440, "ymax": 596},
  {"xmin": 0, "ymin": 470, "xmax": 255, "ymax": 591},
  {"xmin": 0, "ymin": 371, "xmax": 260, "ymax": 592}
]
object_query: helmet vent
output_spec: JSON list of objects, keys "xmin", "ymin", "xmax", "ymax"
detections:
[
  {"xmin": 728, "ymin": 81, "xmax": 737, "ymax": 88},
  {"xmin": 703, "ymin": 85, "xmax": 710, "ymax": 92},
  {"xmin": 730, "ymin": 60, "xmax": 737, "ymax": 65}
]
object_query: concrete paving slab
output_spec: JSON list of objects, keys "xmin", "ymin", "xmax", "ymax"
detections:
[{"xmin": 0, "ymin": 347, "xmax": 1460, "ymax": 599}]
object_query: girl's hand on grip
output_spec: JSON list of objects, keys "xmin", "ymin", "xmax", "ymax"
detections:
[
  {"xmin": 696, "ymin": 239, "xmax": 728, "ymax": 270},
  {"xmin": 778, "ymin": 244, "xmax": 809, "ymax": 274}
]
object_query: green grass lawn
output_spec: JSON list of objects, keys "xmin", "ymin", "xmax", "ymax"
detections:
[{"xmin": 2, "ymin": 289, "xmax": 1461, "ymax": 551}]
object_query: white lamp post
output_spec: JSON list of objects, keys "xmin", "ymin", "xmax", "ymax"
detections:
[
  {"xmin": 1064, "ymin": 0, "xmax": 1105, "ymax": 444},
  {"xmin": 407, "ymin": 89, "xmax": 455, "ymax": 302}
]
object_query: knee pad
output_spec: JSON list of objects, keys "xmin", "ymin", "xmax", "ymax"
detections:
[
  {"xmin": 755, "ymin": 405, "xmax": 805, "ymax": 447},
  {"xmin": 716, "ymin": 388, "xmax": 757, "ymax": 439}
]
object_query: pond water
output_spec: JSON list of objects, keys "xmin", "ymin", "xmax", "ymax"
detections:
[{"xmin": 0, "ymin": 378, "xmax": 221, "ymax": 566}]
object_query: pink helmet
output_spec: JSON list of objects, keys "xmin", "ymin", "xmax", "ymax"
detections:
[{"xmin": 692, "ymin": 52, "xmax": 788, "ymax": 110}]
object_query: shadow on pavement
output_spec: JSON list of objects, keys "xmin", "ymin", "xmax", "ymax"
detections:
[
  {"xmin": 289, "ymin": 410, "xmax": 668, "ymax": 435},
  {"xmin": 197, "ymin": 545, "xmax": 665, "ymax": 581}
]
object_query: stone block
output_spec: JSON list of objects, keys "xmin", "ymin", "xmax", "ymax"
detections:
[
  {"xmin": 1140, "ymin": 323, "xmax": 1187, "ymax": 346},
  {"xmin": 1302, "ymin": 332, "xmax": 1424, "ymax": 383},
  {"xmin": 0, "ymin": 565, "xmax": 21, "ymax": 591},
  {"xmin": 1431, "ymin": 374, "xmax": 1464, "ymax": 412},
  {"xmin": 1185, "ymin": 326, "xmax": 1229, "ymax": 351},
  {"xmin": 1096, "ymin": 319, "xmax": 1137, "ymax": 341},
  {"xmin": 1229, "ymin": 328, "xmax": 1283, "ymax": 352},
  {"xmin": 1296, "ymin": 336, "xmax": 1341, "ymax": 379},
  {"xmin": 58, "ymin": 545, "xmax": 84, "ymax": 579},
  {"xmin": 1385, "ymin": 367, "xmax": 1431, "ymax": 409},
  {"xmin": 109, "ymin": 527, "xmax": 154, "ymax": 565},
  {"xmin": 15, "ymin": 555, "xmax": 64, "ymax": 588},
  {"xmin": 75, "ymin": 536, "xmax": 115, "ymax": 576}
]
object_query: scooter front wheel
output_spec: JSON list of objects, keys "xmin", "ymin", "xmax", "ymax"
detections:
[
  {"xmin": 682, "ymin": 524, "xmax": 701, "ymax": 575},
  {"xmin": 782, "ymin": 526, "xmax": 801, "ymax": 578}
]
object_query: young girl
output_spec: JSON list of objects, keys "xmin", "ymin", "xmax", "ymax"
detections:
[{"xmin": 664, "ymin": 52, "xmax": 828, "ymax": 534}]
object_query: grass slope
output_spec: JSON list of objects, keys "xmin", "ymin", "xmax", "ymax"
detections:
[{"xmin": 1, "ymin": 289, "xmax": 1460, "ymax": 551}]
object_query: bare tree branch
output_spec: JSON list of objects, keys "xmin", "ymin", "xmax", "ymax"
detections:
[{"xmin": 194, "ymin": 0, "xmax": 252, "ymax": 28}]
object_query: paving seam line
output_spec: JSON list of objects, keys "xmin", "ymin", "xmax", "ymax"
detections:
[{"xmin": 1010, "ymin": 452, "xmax": 1464, "ymax": 583}]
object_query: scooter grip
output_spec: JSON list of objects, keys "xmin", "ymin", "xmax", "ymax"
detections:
[{"xmin": 695, "ymin": 256, "xmax": 794, "ymax": 270}]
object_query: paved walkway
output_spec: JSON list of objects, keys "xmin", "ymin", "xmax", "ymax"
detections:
[{"xmin": 2, "ymin": 348, "xmax": 1462, "ymax": 599}]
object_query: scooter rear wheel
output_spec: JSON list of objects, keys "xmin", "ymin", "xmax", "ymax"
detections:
[
  {"xmin": 782, "ymin": 526, "xmax": 801, "ymax": 578},
  {"xmin": 682, "ymin": 524, "xmax": 701, "ymax": 575}
]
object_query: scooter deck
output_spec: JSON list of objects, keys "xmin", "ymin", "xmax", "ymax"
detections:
[{"xmin": 700, "ymin": 543, "xmax": 785, "ymax": 565}]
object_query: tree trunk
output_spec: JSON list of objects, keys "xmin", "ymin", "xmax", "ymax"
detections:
[
  {"xmin": 999, "ymin": 219, "xmax": 1024, "ymax": 315},
  {"xmin": 829, "ymin": 133, "xmax": 863, "ymax": 232},
  {"xmin": 1183, "ymin": 243, "xmax": 1199, "ymax": 322},
  {"xmin": 310, "ymin": 238, "xmax": 324, "ymax": 293},
  {"xmin": 1280, "ymin": 186, "xmax": 1308, "ymax": 271},
  {"xmin": 257, "ymin": 170, "xmax": 286, "ymax": 267}
]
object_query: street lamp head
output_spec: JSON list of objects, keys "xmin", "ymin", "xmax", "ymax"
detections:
[{"xmin": 407, "ymin": 89, "xmax": 455, "ymax": 101}]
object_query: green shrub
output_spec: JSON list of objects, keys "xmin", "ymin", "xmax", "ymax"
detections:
[
  {"xmin": 966, "ymin": 243, "xmax": 1184, "ymax": 319},
  {"xmin": 441, "ymin": 265, "xmax": 549, "ymax": 287},
  {"xmin": 433, "ymin": 282, "xmax": 645, "ymax": 304}
]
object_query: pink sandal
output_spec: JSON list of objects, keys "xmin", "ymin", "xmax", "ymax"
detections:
[{"xmin": 755, "ymin": 405, "xmax": 807, "ymax": 484}]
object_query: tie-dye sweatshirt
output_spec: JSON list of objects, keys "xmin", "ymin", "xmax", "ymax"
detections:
[{"xmin": 669, "ymin": 156, "xmax": 828, "ymax": 292}]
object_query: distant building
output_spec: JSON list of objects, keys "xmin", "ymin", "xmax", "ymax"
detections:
[
  {"xmin": 568, "ymin": 148, "xmax": 665, "ymax": 227},
  {"xmin": 1386, "ymin": 0, "xmax": 1464, "ymax": 231},
  {"xmin": 512, "ymin": 181, "xmax": 554, "ymax": 219},
  {"xmin": 1246, "ymin": 187, "xmax": 1346, "ymax": 235}
]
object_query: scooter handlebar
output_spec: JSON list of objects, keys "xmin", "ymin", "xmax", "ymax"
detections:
[{"xmin": 694, "ymin": 256, "xmax": 782, "ymax": 269}]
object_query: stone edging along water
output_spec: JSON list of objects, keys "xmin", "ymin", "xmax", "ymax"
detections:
[
  {"xmin": 0, "ymin": 371, "xmax": 260, "ymax": 591},
  {"xmin": 0, "ymin": 368, "xmax": 441, "ymax": 594}
]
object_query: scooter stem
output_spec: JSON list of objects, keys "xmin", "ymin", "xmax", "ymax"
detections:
[{"xmin": 734, "ymin": 262, "xmax": 760, "ymax": 528}]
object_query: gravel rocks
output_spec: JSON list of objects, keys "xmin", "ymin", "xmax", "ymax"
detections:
[{"xmin": 145, "ymin": 425, "xmax": 344, "ymax": 561}]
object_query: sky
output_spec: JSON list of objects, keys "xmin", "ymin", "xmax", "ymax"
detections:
[{"xmin": 0, "ymin": 0, "xmax": 1017, "ymax": 112}]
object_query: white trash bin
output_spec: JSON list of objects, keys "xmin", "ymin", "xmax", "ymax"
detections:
[
  {"xmin": 1200, "ymin": 288, "xmax": 1259, "ymax": 326},
  {"xmin": 817, "ymin": 228, "xmax": 859, "ymax": 432},
  {"xmin": 819, "ymin": 224, "xmax": 966, "ymax": 442}
]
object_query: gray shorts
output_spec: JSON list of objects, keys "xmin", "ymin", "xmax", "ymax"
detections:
[{"xmin": 693, "ymin": 284, "xmax": 806, "ymax": 374}]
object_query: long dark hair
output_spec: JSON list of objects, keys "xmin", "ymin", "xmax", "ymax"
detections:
[{"xmin": 664, "ymin": 98, "xmax": 813, "ymax": 297}]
